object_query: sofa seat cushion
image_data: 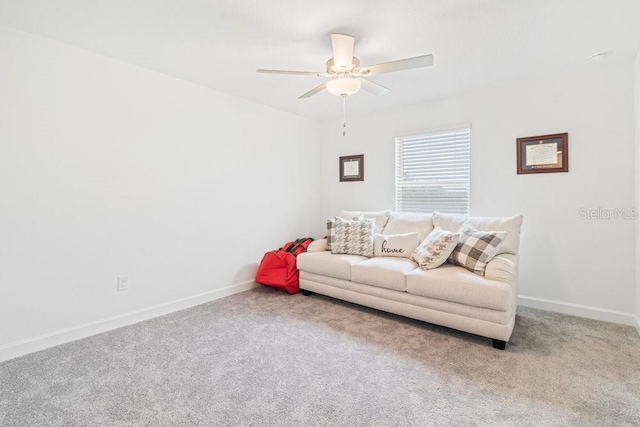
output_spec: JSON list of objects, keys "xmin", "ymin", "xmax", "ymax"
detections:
[
  {"xmin": 406, "ymin": 264, "xmax": 513, "ymax": 311},
  {"xmin": 351, "ymin": 257, "xmax": 418, "ymax": 292},
  {"xmin": 296, "ymin": 251, "xmax": 367, "ymax": 281}
]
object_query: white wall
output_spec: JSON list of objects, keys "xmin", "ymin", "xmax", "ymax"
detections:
[
  {"xmin": 320, "ymin": 63, "xmax": 636, "ymax": 323},
  {"xmin": 635, "ymin": 49, "xmax": 640, "ymax": 332},
  {"xmin": 0, "ymin": 25, "xmax": 321, "ymax": 358}
]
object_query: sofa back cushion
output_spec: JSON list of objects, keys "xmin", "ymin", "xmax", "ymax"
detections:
[
  {"xmin": 463, "ymin": 215, "xmax": 522, "ymax": 255},
  {"xmin": 382, "ymin": 212, "xmax": 434, "ymax": 242},
  {"xmin": 433, "ymin": 212, "xmax": 523, "ymax": 255},
  {"xmin": 373, "ymin": 232, "xmax": 420, "ymax": 258},
  {"xmin": 432, "ymin": 212, "xmax": 467, "ymax": 233},
  {"xmin": 339, "ymin": 210, "xmax": 391, "ymax": 235}
]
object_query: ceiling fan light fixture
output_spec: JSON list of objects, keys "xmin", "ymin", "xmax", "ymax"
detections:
[{"xmin": 326, "ymin": 77, "xmax": 361, "ymax": 97}]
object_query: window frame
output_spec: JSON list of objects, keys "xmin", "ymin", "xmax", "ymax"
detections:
[{"xmin": 394, "ymin": 126, "xmax": 471, "ymax": 215}]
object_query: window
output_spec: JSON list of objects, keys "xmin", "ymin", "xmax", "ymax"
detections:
[{"xmin": 395, "ymin": 128, "xmax": 470, "ymax": 214}]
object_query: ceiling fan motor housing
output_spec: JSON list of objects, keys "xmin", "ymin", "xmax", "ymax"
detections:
[{"xmin": 326, "ymin": 57, "xmax": 360, "ymax": 75}]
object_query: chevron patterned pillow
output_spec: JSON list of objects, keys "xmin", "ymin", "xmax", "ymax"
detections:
[
  {"xmin": 331, "ymin": 217, "xmax": 375, "ymax": 257},
  {"xmin": 326, "ymin": 215, "xmax": 363, "ymax": 251},
  {"xmin": 411, "ymin": 227, "xmax": 460, "ymax": 270}
]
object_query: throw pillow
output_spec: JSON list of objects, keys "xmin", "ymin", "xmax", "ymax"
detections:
[
  {"xmin": 331, "ymin": 217, "xmax": 375, "ymax": 257},
  {"xmin": 326, "ymin": 215, "xmax": 363, "ymax": 250},
  {"xmin": 449, "ymin": 225, "xmax": 507, "ymax": 276},
  {"xmin": 373, "ymin": 232, "xmax": 420, "ymax": 258},
  {"xmin": 410, "ymin": 227, "xmax": 460, "ymax": 270}
]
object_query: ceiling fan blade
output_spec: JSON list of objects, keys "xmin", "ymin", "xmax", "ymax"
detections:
[
  {"xmin": 358, "ymin": 78, "xmax": 390, "ymax": 96},
  {"xmin": 361, "ymin": 54, "xmax": 434, "ymax": 76},
  {"xmin": 298, "ymin": 82, "xmax": 327, "ymax": 99},
  {"xmin": 331, "ymin": 33, "xmax": 355, "ymax": 71},
  {"xmin": 257, "ymin": 69, "xmax": 324, "ymax": 76}
]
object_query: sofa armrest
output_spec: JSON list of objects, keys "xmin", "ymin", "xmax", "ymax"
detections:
[
  {"xmin": 485, "ymin": 253, "xmax": 519, "ymax": 284},
  {"xmin": 307, "ymin": 238, "xmax": 328, "ymax": 252}
]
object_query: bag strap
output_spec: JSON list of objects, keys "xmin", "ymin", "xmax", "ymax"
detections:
[
  {"xmin": 281, "ymin": 239, "xmax": 302, "ymax": 252},
  {"xmin": 282, "ymin": 242, "xmax": 295, "ymax": 252},
  {"xmin": 286, "ymin": 237, "xmax": 314, "ymax": 254}
]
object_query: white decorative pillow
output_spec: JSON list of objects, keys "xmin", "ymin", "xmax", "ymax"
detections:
[
  {"xmin": 373, "ymin": 233, "xmax": 420, "ymax": 258},
  {"xmin": 449, "ymin": 225, "xmax": 506, "ymax": 276},
  {"xmin": 331, "ymin": 217, "xmax": 375, "ymax": 257},
  {"xmin": 326, "ymin": 215, "xmax": 363, "ymax": 250},
  {"xmin": 410, "ymin": 227, "xmax": 460, "ymax": 270}
]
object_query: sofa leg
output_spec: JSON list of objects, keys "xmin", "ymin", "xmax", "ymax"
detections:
[
  {"xmin": 492, "ymin": 339, "xmax": 507, "ymax": 350},
  {"xmin": 301, "ymin": 289, "xmax": 312, "ymax": 296}
]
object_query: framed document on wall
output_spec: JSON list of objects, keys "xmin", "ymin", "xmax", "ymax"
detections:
[
  {"xmin": 517, "ymin": 133, "xmax": 568, "ymax": 174},
  {"xmin": 340, "ymin": 154, "xmax": 364, "ymax": 182}
]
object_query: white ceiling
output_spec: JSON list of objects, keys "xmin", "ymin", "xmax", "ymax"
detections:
[{"xmin": 2, "ymin": 0, "xmax": 640, "ymax": 120}]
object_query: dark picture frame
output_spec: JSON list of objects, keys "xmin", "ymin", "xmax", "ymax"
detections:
[
  {"xmin": 339, "ymin": 154, "xmax": 364, "ymax": 182},
  {"xmin": 516, "ymin": 133, "xmax": 568, "ymax": 174}
]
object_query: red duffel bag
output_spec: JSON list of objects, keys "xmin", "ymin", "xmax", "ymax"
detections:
[{"xmin": 255, "ymin": 238, "xmax": 314, "ymax": 294}]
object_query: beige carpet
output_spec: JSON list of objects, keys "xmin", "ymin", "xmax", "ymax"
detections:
[{"xmin": 1, "ymin": 286, "xmax": 639, "ymax": 426}]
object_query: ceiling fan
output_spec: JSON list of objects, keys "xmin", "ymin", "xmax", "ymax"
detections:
[{"xmin": 257, "ymin": 33, "xmax": 434, "ymax": 135}]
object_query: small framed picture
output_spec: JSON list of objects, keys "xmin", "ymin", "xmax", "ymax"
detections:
[
  {"xmin": 517, "ymin": 133, "xmax": 568, "ymax": 174},
  {"xmin": 339, "ymin": 154, "xmax": 364, "ymax": 182}
]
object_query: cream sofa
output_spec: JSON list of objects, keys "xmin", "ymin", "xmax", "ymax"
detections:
[{"xmin": 297, "ymin": 211, "xmax": 522, "ymax": 349}]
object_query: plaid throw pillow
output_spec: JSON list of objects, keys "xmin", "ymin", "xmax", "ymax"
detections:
[
  {"xmin": 326, "ymin": 215, "xmax": 363, "ymax": 250},
  {"xmin": 449, "ymin": 225, "xmax": 506, "ymax": 276}
]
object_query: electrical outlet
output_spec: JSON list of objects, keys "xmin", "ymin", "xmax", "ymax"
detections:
[{"xmin": 117, "ymin": 275, "xmax": 129, "ymax": 292}]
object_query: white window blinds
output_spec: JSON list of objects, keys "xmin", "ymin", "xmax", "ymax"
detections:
[{"xmin": 395, "ymin": 128, "xmax": 470, "ymax": 214}]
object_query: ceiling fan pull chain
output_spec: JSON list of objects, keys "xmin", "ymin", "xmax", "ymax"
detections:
[{"xmin": 342, "ymin": 95, "xmax": 347, "ymax": 137}]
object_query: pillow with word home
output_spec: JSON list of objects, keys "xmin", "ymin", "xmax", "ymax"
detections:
[{"xmin": 373, "ymin": 233, "xmax": 420, "ymax": 258}]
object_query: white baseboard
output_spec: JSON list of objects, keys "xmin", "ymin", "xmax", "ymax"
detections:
[
  {"xmin": 635, "ymin": 316, "xmax": 640, "ymax": 337},
  {"xmin": 518, "ymin": 295, "xmax": 637, "ymax": 326},
  {"xmin": 0, "ymin": 281, "xmax": 259, "ymax": 363}
]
